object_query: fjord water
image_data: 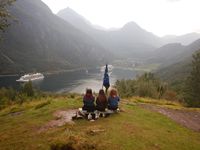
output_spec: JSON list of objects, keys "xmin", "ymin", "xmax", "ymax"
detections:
[{"xmin": 0, "ymin": 67, "xmax": 137, "ymax": 93}]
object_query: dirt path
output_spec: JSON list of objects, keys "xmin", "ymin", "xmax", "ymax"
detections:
[
  {"xmin": 39, "ymin": 109, "xmax": 77, "ymax": 132},
  {"xmin": 139, "ymin": 104, "xmax": 200, "ymax": 132}
]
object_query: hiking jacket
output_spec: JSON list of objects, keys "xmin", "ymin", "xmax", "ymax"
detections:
[
  {"xmin": 96, "ymin": 96, "xmax": 107, "ymax": 110},
  {"xmin": 83, "ymin": 95, "xmax": 95, "ymax": 107},
  {"xmin": 108, "ymin": 96, "xmax": 120, "ymax": 108}
]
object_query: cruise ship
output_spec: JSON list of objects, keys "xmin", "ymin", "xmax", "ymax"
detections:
[{"xmin": 16, "ymin": 73, "xmax": 44, "ymax": 82}]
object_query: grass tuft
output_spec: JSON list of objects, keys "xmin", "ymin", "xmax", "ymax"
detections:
[{"xmin": 35, "ymin": 100, "xmax": 51, "ymax": 109}]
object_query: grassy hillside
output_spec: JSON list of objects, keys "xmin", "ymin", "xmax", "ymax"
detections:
[
  {"xmin": 0, "ymin": 96, "xmax": 200, "ymax": 150},
  {"xmin": 155, "ymin": 58, "xmax": 191, "ymax": 94},
  {"xmin": 155, "ymin": 50, "xmax": 200, "ymax": 96}
]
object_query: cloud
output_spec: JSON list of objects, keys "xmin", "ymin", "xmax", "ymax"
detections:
[{"xmin": 195, "ymin": 29, "xmax": 200, "ymax": 33}]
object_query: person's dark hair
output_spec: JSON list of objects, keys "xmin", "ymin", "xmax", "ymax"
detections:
[
  {"xmin": 86, "ymin": 89, "xmax": 92, "ymax": 95},
  {"xmin": 99, "ymin": 89, "xmax": 105, "ymax": 95},
  {"xmin": 97, "ymin": 89, "xmax": 107, "ymax": 102}
]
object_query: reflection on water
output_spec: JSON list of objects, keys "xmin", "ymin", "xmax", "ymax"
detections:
[{"xmin": 0, "ymin": 66, "xmax": 138, "ymax": 93}]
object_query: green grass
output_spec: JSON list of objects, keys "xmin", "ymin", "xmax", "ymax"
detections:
[
  {"xmin": 0, "ymin": 97, "xmax": 200, "ymax": 150},
  {"xmin": 128, "ymin": 97, "xmax": 182, "ymax": 108},
  {"xmin": 128, "ymin": 97, "xmax": 200, "ymax": 111},
  {"xmin": 134, "ymin": 63, "xmax": 161, "ymax": 72}
]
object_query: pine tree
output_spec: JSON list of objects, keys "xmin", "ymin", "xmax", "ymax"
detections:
[
  {"xmin": 22, "ymin": 81, "xmax": 34, "ymax": 97},
  {"xmin": 184, "ymin": 50, "xmax": 200, "ymax": 107}
]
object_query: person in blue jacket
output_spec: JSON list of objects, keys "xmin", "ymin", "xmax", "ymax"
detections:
[
  {"xmin": 82, "ymin": 89, "xmax": 95, "ymax": 112},
  {"xmin": 108, "ymin": 88, "xmax": 120, "ymax": 110}
]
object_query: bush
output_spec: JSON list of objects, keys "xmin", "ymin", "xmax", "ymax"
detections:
[
  {"xmin": 115, "ymin": 73, "xmax": 167, "ymax": 99},
  {"xmin": 136, "ymin": 81, "xmax": 158, "ymax": 98},
  {"xmin": 0, "ymin": 87, "xmax": 18, "ymax": 109},
  {"xmin": 184, "ymin": 50, "xmax": 200, "ymax": 107},
  {"xmin": 163, "ymin": 90, "xmax": 178, "ymax": 101},
  {"xmin": 0, "ymin": 82, "xmax": 44, "ymax": 109},
  {"xmin": 115, "ymin": 79, "xmax": 136, "ymax": 97},
  {"xmin": 21, "ymin": 81, "xmax": 34, "ymax": 97}
]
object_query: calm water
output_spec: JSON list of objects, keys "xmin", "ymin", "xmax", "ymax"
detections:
[{"xmin": 0, "ymin": 67, "xmax": 138, "ymax": 93}]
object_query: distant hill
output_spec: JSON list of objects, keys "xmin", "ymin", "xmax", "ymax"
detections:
[
  {"xmin": 162, "ymin": 33, "xmax": 200, "ymax": 46},
  {"xmin": 156, "ymin": 58, "xmax": 191, "ymax": 83},
  {"xmin": 0, "ymin": 0, "xmax": 110, "ymax": 74},
  {"xmin": 149, "ymin": 39, "xmax": 200, "ymax": 67},
  {"xmin": 57, "ymin": 8, "xmax": 162, "ymax": 58},
  {"xmin": 155, "ymin": 40, "xmax": 200, "ymax": 90},
  {"xmin": 155, "ymin": 54, "xmax": 192, "ymax": 93},
  {"xmin": 148, "ymin": 43, "xmax": 186, "ymax": 67}
]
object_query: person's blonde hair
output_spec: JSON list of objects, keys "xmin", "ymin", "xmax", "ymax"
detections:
[{"xmin": 109, "ymin": 88, "xmax": 118, "ymax": 97}]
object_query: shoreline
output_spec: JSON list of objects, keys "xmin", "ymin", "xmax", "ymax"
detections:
[
  {"xmin": 0, "ymin": 74, "xmax": 19, "ymax": 77},
  {"xmin": 0, "ymin": 65, "xmax": 110, "ymax": 77},
  {"xmin": 0, "ymin": 65, "xmax": 141, "ymax": 77},
  {"xmin": 0, "ymin": 67, "xmax": 91, "ymax": 77}
]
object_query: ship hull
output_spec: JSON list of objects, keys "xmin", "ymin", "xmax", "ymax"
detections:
[
  {"xmin": 16, "ymin": 77, "xmax": 44, "ymax": 82},
  {"xmin": 16, "ymin": 73, "xmax": 44, "ymax": 82}
]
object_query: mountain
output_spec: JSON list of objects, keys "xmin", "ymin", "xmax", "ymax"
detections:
[
  {"xmin": 0, "ymin": 0, "xmax": 110, "ymax": 74},
  {"xmin": 155, "ymin": 40, "xmax": 200, "ymax": 91},
  {"xmin": 162, "ymin": 33, "xmax": 200, "ymax": 46},
  {"xmin": 156, "ymin": 58, "xmax": 191, "ymax": 83},
  {"xmin": 149, "ymin": 39, "xmax": 200, "ymax": 67},
  {"xmin": 148, "ymin": 43, "xmax": 186, "ymax": 66},
  {"xmin": 57, "ymin": 7, "xmax": 93, "ymax": 32},
  {"xmin": 119, "ymin": 22, "xmax": 161, "ymax": 47},
  {"xmin": 58, "ymin": 8, "xmax": 200, "ymax": 56},
  {"xmin": 57, "ymin": 8, "xmax": 200, "ymax": 60},
  {"xmin": 57, "ymin": 8, "xmax": 162, "ymax": 58},
  {"xmin": 155, "ymin": 53, "xmax": 192, "ymax": 93},
  {"xmin": 155, "ymin": 59, "xmax": 191, "ymax": 95}
]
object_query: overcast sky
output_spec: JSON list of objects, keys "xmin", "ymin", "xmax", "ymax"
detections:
[{"xmin": 41, "ymin": 0, "xmax": 200, "ymax": 37}]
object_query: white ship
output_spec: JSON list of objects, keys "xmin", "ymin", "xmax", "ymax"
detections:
[{"xmin": 16, "ymin": 73, "xmax": 44, "ymax": 82}]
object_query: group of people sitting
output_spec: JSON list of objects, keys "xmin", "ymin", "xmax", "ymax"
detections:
[{"xmin": 80, "ymin": 88, "xmax": 120, "ymax": 119}]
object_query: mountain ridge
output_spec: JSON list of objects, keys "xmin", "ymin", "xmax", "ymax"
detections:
[
  {"xmin": 57, "ymin": 7, "xmax": 200, "ymax": 47},
  {"xmin": 155, "ymin": 40, "xmax": 200, "ymax": 90},
  {"xmin": 57, "ymin": 8, "xmax": 161, "ymax": 58},
  {"xmin": 149, "ymin": 39, "xmax": 200, "ymax": 67},
  {"xmin": 0, "ymin": 0, "xmax": 110, "ymax": 74}
]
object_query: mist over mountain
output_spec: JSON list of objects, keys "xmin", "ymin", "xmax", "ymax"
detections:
[
  {"xmin": 148, "ymin": 43, "xmax": 186, "ymax": 66},
  {"xmin": 149, "ymin": 39, "xmax": 200, "ymax": 67},
  {"xmin": 120, "ymin": 22, "xmax": 161, "ymax": 47},
  {"xmin": 155, "ymin": 39, "xmax": 200, "ymax": 86},
  {"xmin": 57, "ymin": 7, "xmax": 93, "ymax": 31},
  {"xmin": 0, "ymin": 0, "xmax": 110, "ymax": 74},
  {"xmin": 57, "ymin": 7, "xmax": 200, "ymax": 60},
  {"xmin": 162, "ymin": 32, "xmax": 200, "ymax": 45},
  {"xmin": 1, "ymin": 1, "xmax": 200, "ymax": 75},
  {"xmin": 57, "ymin": 8, "xmax": 162, "ymax": 58}
]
